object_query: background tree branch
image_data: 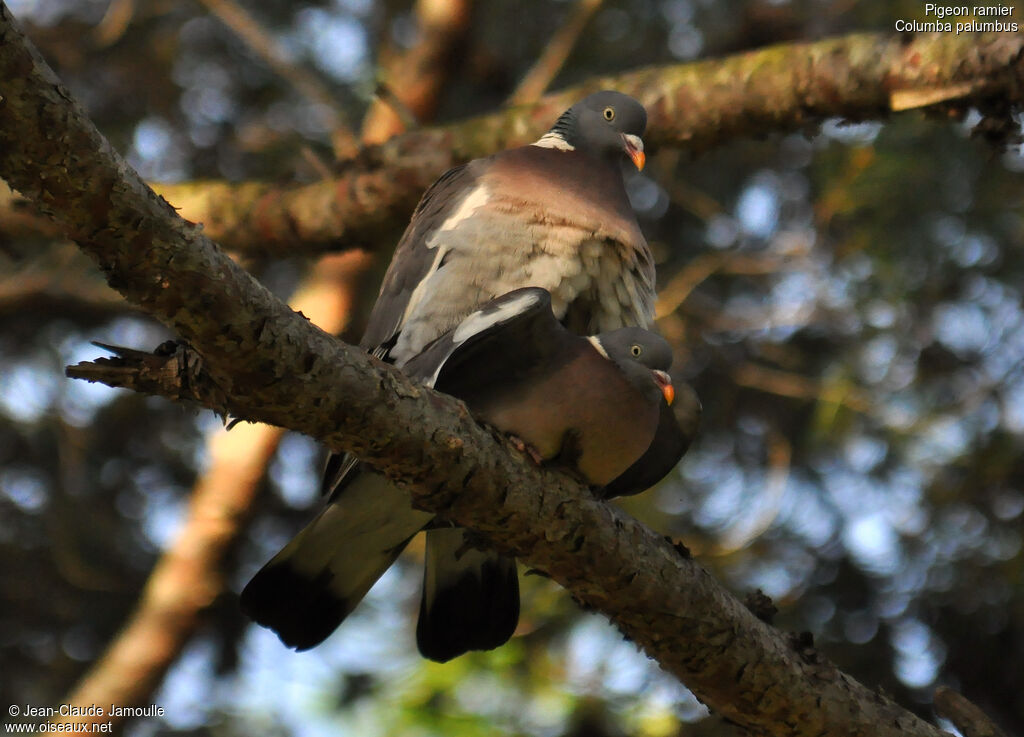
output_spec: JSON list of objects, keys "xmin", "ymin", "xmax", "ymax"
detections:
[
  {"xmin": 934, "ymin": 688, "xmax": 1010, "ymax": 737},
  {"xmin": 0, "ymin": 4, "xmax": 984, "ymax": 734},
  {"xmin": 1, "ymin": 30, "xmax": 1021, "ymax": 255},
  {"xmin": 508, "ymin": 0, "xmax": 604, "ymax": 105}
]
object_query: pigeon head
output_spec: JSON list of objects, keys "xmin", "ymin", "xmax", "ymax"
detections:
[
  {"xmin": 544, "ymin": 91, "xmax": 647, "ymax": 170},
  {"xmin": 593, "ymin": 327, "xmax": 675, "ymax": 405}
]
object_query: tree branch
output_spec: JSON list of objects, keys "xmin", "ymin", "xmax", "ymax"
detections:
[
  {"xmin": 934, "ymin": 687, "xmax": 1009, "ymax": 737},
  {"xmin": 0, "ymin": 6, "xmax": 972, "ymax": 733},
  {"xmin": 360, "ymin": 0, "xmax": 473, "ymax": 143},
  {"xmin": 2, "ymin": 31, "xmax": 1022, "ymax": 254},
  {"xmin": 509, "ymin": 0, "xmax": 604, "ymax": 105},
  {"xmin": 0, "ymin": 247, "xmax": 126, "ymax": 318}
]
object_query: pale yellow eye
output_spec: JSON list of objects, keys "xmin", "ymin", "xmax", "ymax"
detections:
[
  {"xmin": 631, "ymin": 344, "xmax": 642, "ymax": 357},
  {"xmin": 603, "ymin": 106, "xmax": 615, "ymax": 121}
]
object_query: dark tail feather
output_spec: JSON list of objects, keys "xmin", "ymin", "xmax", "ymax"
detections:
[
  {"xmin": 241, "ymin": 472, "xmax": 432, "ymax": 650},
  {"xmin": 416, "ymin": 527, "xmax": 520, "ymax": 662},
  {"xmin": 240, "ymin": 556, "xmax": 354, "ymax": 651}
]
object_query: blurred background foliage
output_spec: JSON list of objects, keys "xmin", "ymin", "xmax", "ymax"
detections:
[{"xmin": 2, "ymin": 0, "xmax": 1023, "ymax": 735}]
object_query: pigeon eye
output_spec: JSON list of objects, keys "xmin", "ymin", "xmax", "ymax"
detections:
[
  {"xmin": 631, "ymin": 344, "xmax": 642, "ymax": 357},
  {"xmin": 603, "ymin": 106, "xmax": 615, "ymax": 121}
]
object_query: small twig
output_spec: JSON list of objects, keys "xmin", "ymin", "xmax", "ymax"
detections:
[
  {"xmin": 359, "ymin": 0, "xmax": 472, "ymax": 144},
  {"xmin": 666, "ymin": 177, "xmax": 725, "ymax": 222},
  {"xmin": 66, "ymin": 340, "xmax": 232, "ymax": 416},
  {"xmin": 655, "ymin": 252, "xmax": 799, "ymax": 319},
  {"xmin": 372, "ymin": 81, "xmax": 421, "ymax": 134},
  {"xmin": 0, "ymin": 271, "xmax": 124, "ymax": 314},
  {"xmin": 933, "ymin": 687, "xmax": 1009, "ymax": 737},
  {"xmin": 655, "ymin": 254, "xmax": 724, "ymax": 320},
  {"xmin": 509, "ymin": 0, "xmax": 605, "ymax": 105},
  {"xmin": 196, "ymin": 0, "xmax": 359, "ymax": 157},
  {"xmin": 712, "ymin": 431, "xmax": 791, "ymax": 554},
  {"xmin": 299, "ymin": 146, "xmax": 334, "ymax": 181},
  {"xmin": 731, "ymin": 362, "xmax": 875, "ymax": 416},
  {"xmin": 92, "ymin": 0, "xmax": 135, "ymax": 47},
  {"xmin": 890, "ymin": 82, "xmax": 976, "ymax": 112}
]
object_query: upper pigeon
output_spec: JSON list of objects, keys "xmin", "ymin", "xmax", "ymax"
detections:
[{"xmin": 358, "ymin": 89, "xmax": 655, "ymax": 368}]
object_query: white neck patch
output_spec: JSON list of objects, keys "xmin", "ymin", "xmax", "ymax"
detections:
[
  {"xmin": 586, "ymin": 335, "xmax": 609, "ymax": 360},
  {"xmin": 532, "ymin": 132, "xmax": 575, "ymax": 151}
]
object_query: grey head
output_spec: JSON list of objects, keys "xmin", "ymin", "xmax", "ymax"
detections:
[
  {"xmin": 543, "ymin": 90, "xmax": 648, "ymax": 170},
  {"xmin": 592, "ymin": 327, "xmax": 675, "ymax": 405}
]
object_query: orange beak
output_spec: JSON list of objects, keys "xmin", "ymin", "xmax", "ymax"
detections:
[
  {"xmin": 653, "ymin": 370, "xmax": 674, "ymax": 405},
  {"xmin": 622, "ymin": 133, "xmax": 645, "ymax": 171}
]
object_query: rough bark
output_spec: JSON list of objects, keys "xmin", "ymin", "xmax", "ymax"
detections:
[
  {"xmin": 0, "ymin": 5, "xmax": 972, "ymax": 734},
  {"xmin": 2, "ymin": 31, "xmax": 1022, "ymax": 254}
]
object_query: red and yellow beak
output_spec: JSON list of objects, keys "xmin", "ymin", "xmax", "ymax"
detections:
[
  {"xmin": 653, "ymin": 370, "xmax": 674, "ymax": 405},
  {"xmin": 622, "ymin": 133, "xmax": 646, "ymax": 171}
]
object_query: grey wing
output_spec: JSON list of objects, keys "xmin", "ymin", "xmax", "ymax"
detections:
[
  {"xmin": 324, "ymin": 288, "xmax": 555, "ymax": 499},
  {"xmin": 326, "ymin": 164, "xmax": 485, "ymax": 498},
  {"xmin": 360, "ymin": 162, "xmax": 483, "ymax": 356},
  {"xmin": 402, "ymin": 287, "xmax": 561, "ymax": 391}
]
